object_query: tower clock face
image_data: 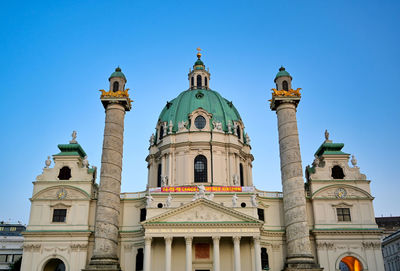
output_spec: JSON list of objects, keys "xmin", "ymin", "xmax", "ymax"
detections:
[
  {"xmin": 335, "ymin": 188, "xmax": 347, "ymax": 199},
  {"xmin": 56, "ymin": 188, "xmax": 67, "ymax": 200}
]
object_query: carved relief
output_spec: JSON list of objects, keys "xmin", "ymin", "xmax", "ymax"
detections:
[
  {"xmin": 314, "ymin": 186, "xmax": 372, "ymax": 199},
  {"xmin": 162, "ymin": 205, "xmax": 243, "ymax": 222},
  {"xmin": 33, "ymin": 186, "xmax": 89, "ymax": 200}
]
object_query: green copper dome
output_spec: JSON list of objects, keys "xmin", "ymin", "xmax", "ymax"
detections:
[
  {"xmin": 109, "ymin": 67, "xmax": 127, "ymax": 81},
  {"xmin": 158, "ymin": 89, "xmax": 242, "ymax": 133},
  {"xmin": 274, "ymin": 66, "xmax": 292, "ymax": 82}
]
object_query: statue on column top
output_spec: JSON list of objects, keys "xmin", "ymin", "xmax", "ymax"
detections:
[
  {"xmin": 45, "ymin": 156, "xmax": 51, "ymax": 168},
  {"xmin": 70, "ymin": 130, "xmax": 78, "ymax": 144},
  {"xmin": 324, "ymin": 129, "xmax": 329, "ymax": 141}
]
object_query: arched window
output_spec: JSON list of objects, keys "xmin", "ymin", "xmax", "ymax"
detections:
[
  {"xmin": 261, "ymin": 247, "xmax": 269, "ymax": 270},
  {"xmin": 331, "ymin": 165, "xmax": 345, "ymax": 179},
  {"xmin": 239, "ymin": 163, "xmax": 244, "ymax": 186},
  {"xmin": 237, "ymin": 126, "xmax": 241, "ymax": 139},
  {"xmin": 205, "ymin": 77, "xmax": 208, "ymax": 88},
  {"xmin": 113, "ymin": 81, "xmax": 119, "ymax": 92},
  {"xmin": 191, "ymin": 76, "xmax": 194, "ymax": 87},
  {"xmin": 159, "ymin": 124, "xmax": 164, "ymax": 140},
  {"xmin": 194, "ymin": 155, "xmax": 207, "ymax": 183},
  {"xmin": 135, "ymin": 248, "xmax": 144, "ymax": 271},
  {"xmin": 197, "ymin": 75, "xmax": 202, "ymax": 89},
  {"xmin": 339, "ymin": 256, "xmax": 363, "ymax": 271},
  {"xmin": 43, "ymin": 258, "xmax": 66, "ymax": 271},
  {"xmin": 282, "ymin": 80, "xmax": 289, "ymax": 91},
  {"xmin": 58, "ymin": 166, "xmax": 71, "ymax": 180},
  {"xmin": 157, "ymin": 164, "xmax": 162, "ymax": 187}
]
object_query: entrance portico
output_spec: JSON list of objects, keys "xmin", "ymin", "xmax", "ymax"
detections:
[{"xmin": 142, "ymin": 199, "xmax": 263, "ymax": 271}]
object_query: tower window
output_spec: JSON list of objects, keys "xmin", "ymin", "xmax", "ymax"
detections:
[
  {"xmin": 194, "ymin": 115, "xmax": 206, "ymax": 129},
  {"xmin": 331, "ymin": 165, "xmax": 345, "ymax": 179},
  {"xmin": 197, "ymin": 75, "xmax": 202, "ymax": 88},
  {"xmin": 194, "ymin": 155, "xmax": 207, "ymax": 183},
  {"xmin": 58, "ymin": 166, "xmax": 71, "ymax": 180},
  {"xmin": 191, "ymin": 76, "xmax": 194, "ymax": 87},
  {"xmin": 282, "ymin": 80, "xmax": 288, "ymax": 91},
  {"xmin": 157, "ymin": 164, "xmax": 162, "ymax": 187},
  {"xmin": 159, "ymin": 125, "xmax": 164, "ymax": 139},
  {"xmin": 113, "ymin": 81, "xmax": 119, "ymax": 92},
  {"xmin": 257, "ymin": 208, "xmax": 265, "ymax": 221},
  {"xmin": 337, "ymin": 208, "xmax": 351, "ymax": 221},
  {"xmin": 205, "ymin": 77, "xmax": 208, "ymax": 88},
  {"xmin": 261, "ymin": 247, "xmax": 269, "ymax": 270},
  {"xmin": 140, "ymin": 208, "xmax": 146, "ymax": 222},
  {"xmin": 52, "ymin": 209, "xmax": 67, "ymax": 222},
  {"xmin": 237, "ymin": 126, "xmax": 241, "ymax": 139},
  {"xmin": 135, "ymin": 248, "xmax": 144, "ymax": 271},
  {"xmin": 239, "ymin": 163, "xmax": 244, "ymax": 186}
]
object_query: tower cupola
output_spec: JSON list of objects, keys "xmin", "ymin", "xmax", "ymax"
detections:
[
  {"xmin": 109, "ymin": 67, "xmax": 127, "ymax": 92},
  {"xmin": 188, "ymin": 48, "xmax": 210, "ymax": 90},
  {"xmin": 274, "ymin": 66, "xmax": 292, "ymax": 91}
]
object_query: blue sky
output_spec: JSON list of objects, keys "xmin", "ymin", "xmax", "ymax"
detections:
[{"xmin": 0, "ymin": 0, "xmax": 399, "ymax": 224}]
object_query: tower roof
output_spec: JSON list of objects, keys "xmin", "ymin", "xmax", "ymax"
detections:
[
  {"xmin": 274, "ymin": 66, "xmax": 292, "ymax": 82},
  {"xmin": 158, "ymin": 89, "xmax": 242, "ymax": 133},
  {"xmin": 109, "ymin": 67, "xmax": 127, "ymax": 81}
]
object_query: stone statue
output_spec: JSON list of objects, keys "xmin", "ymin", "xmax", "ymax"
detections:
[
  {"xmin": 324, "ymin": 129, "xmax": 329, "ymax": 141},
  {"xmin": 70, "ymin": 130, "xmax": 77, "ymax": 144},
  {"xmin": 245, "ymin": 133, "xmax": 251, "ymax": 145},
  {"xmin": 233, "ymin": 122, "xmax": 238, "ymax": 136},
  {"xmin": 169, "ymin": 120, "xmax": 173, "ymax": 134},
  {"xmin": 192, "ymin": 190, "xmax": 199, "ymax": 201},
  {"xmin": 227, "ymin": 121, "xmax": 232, "ymax": 134},
  {"xmin": 82, "ymin": 156, "xmax": 89, "ymax": 168},
  {"xmin": 163, "ymin": 122, "xmax": 168, "ymax": 135},
  {"xmin": 161, "ymin": 175, "xmax": 168, "ymax": 187},
  {"xmin": 149, "ymin": 133, "xmax": 155, "ymax": 146},
  {"xmin": 251, "ymin": 194, "xmax": 258, "ymax": 207},
  {"xmin": 178, "ymin": 120, "xmax": 188, "ymax": 132},
  {"xmin": 351, "ymin": 154, "xmax": 358, "ymax": 167},
  {"xmin": 212, "ymin": 120, "xmax": 223, "ymax": 132},
  {"xmin": 312, "ymin": 155, "xmax": 319, "ymax": 167},
  {"xmin": 146, "ymin": 191, "xmax": 153, "ymax": 208},
  {"xmin": 208, "ymin": 192, "xmax": 214, "ymax": 201},
  {"xmin": 165, "ymin": 193, "xmax": 172, "ymax": 207},
  {"xmin": 232, "ymin": 193, "xmax": 238, "ymax": 207},
  {"xmin": 198, "ymin": 184, "xmax": 206, "ymax": 198},
  {"xmin": 45, "ymin": 156, "xmax": 51, "ymax": 168},
  {"xmin": 232, "ymin": 174, "xmax": 239, "ymax": 186}
]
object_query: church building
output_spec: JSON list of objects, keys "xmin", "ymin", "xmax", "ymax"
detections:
[{"xmin": 21, "ymin": 51, "xmax": 384, "ymax": 271}]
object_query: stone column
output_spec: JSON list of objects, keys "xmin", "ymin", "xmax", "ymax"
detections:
[
  {"xmin": 213, "ymin": 236, "xmax": 220, "ymax": 271},
  {"xmin": 185, "ymin": 237, "xmax": 193, "ymax": 271},
  {"xmin": 233, "ymin": 236, "xmax": 241, "ymax": 271},
  {"xmin": 84, "ymin": 98, "xmax": 130, "ymax": 270},
  {"xmin": 253, "ymin": 237, "xmax": 262, "ymax": 271},
  {"xmin": 144, "ymin": 237, "xmax": 152, "ymax": 271},
  {"xmin": 165, "ymin": 236, "xmax": 172, "ymax": 271},
  {"xmin": 271, "ymin": 95, "xmax": 321, "ymax": 270}
]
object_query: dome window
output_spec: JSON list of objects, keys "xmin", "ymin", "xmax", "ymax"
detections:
[
  {"xmin": 159, "ymin": 125, "xmax": 164, "ymax": 139},
  {"xmin": 239, "ymin": 163, "xmax": 244, "ymax": 186},
  {"xmin": 157, "ymin": 164, "xmax": 162, "ymax": 187},
  {"xmin": 205, "ymin": 77, "xmax": 208, "ymax": 88},
  {"xmin": 191, "ymin": 76, "xmax": 194, "ymax": 87},
  {"xmin": 197, "ymin": 75, "xmax": 202, "ymax": 89},
  {"xmin": 332, "ymin": 165, "xmax": 345, "ymax": 179},
  {"xmin": 113, "ymin": 81, "xmax": 119, "ymax": 92},
  {"xmin": 237, "ymin": 126, "xmax": 241, "ymax": 139},
  {"xmin": 194, "ymin": 116, "xmax": 206, "ymax": 130},
  {"xmin": 194, "ymin": 155, "xmax": 207, "ymax": 183},
  {"xmin": 58, "ymin": 166, "xmax": 71, "ymax": 180},
  {"xmin": 282, "ymin": 80, "xmax": 289, "ymax": 91}
]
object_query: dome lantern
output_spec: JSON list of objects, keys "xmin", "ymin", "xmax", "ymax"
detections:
[
  {"xmin": 188, "ymin": 48, "xmax": 210, "ymax": 90},
  {"xmin": 109, "ymin": 67, "xmax": 127, "ymax": 92},
  {"xmin": 274, "ymin": 66, "xmax": 292, "ymax": 91}
]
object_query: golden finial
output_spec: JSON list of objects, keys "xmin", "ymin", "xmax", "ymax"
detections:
[{"xmin": 196, "ymin": 47, "xmax": 202, "ymax": 59}]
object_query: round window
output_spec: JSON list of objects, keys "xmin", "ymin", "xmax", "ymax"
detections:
[{"xmin": 194, "ymin": 116, "xmax": 206, "ymax": 129}]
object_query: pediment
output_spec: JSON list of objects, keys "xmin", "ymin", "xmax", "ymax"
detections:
[
  {"xmin": 144, "ymin": 198, "xmax": 262, "ymax": 225},
  {"xmin": 312, "ymin": 184, "xmax": 373, "ymax": 200},
  {"xmin": 32, "ymin": 185, "xmax": 90, "ymax": 200}
]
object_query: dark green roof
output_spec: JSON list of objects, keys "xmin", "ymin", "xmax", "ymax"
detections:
[
  {"xmin": 54, "ymin": 143, "xmax": 87, "ymax": 158},
  {"xmin": 274, "ymin": 66, "xmax": 292, "ymax": 82},
  {"xmin": 158, "ymin": 89, "xmax": 242, "ymax": 133},
  {"xmin": 109, "ymin": 67, "xmax": 126, "ymax": 81},
  {"xmin": 314, "ymin": 142, "xmax": 349, "ymax": 157}
]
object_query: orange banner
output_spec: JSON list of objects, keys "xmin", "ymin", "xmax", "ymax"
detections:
[{"xmin": 160, "ymin": 186, "xmax": 242, "ymax": 193}]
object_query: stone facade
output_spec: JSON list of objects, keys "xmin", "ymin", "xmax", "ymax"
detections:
[
  {"xmin": 382, "ymin": 230, "xmax": 400, "ymax": 271},
  {"xmin": 20, "ymin": 59, "xmax": 384, "ymax": 271}
]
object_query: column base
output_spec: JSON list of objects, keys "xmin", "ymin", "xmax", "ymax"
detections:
[
  {"xmin": 82, "ymin": 256, "xmax": 122, "ymax": 271},
  {"xmin": 283, "ymin": 263, "xmax": 323, "ymax": 271}
]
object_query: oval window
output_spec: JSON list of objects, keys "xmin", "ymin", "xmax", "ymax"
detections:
[{"xmin": 194, "ymin": 116, "xmax": 206, "ymax": 129}]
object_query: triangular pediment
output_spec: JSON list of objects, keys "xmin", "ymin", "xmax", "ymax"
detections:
[{"xmin": 144, "ymin": 198, "xmax": 262, "ymax": 225}]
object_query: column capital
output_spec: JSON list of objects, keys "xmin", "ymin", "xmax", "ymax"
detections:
[
  {"xmin": 165, "ymin": 236, "xmax": 173, "ymax": 244},
  {"xmin": 185, "ymin": 236, "xmax": 193, "ymax": 243},
  {"xmin": 144, "ymin": 236, "xmax": 152, "ymax": 243},
  {"xmin": 253, "ymin": 236, "xmax": 261, "ymax": 243},
  {"xmin": 233, "ymin": 236, "xmax": 241, "ymax": 243},
  {"xmin": 212, "ymin": 236, "xmax": 221, "ymax": 242}
]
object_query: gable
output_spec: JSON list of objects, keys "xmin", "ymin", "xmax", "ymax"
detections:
[
  {"xmin": 312, "ymin": 184, "xmax": 373, "ymax": 200},
  {"xmin": 32, "ymin": 185, "xmax": 90, "ymax": 200}
]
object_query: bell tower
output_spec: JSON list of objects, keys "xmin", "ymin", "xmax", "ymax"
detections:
[
  {"xmin": 188, "ymin": 48, "xmax": 210, "ymax": 90},
  {"xmin": 109, "ymin": 67, "xmax": 126, "ymax": 92},
  {"xmin": 270, "ymin": 67, "xmax": 322, "ymax": 271}
]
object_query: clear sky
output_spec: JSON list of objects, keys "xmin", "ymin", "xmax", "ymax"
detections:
[{"xmin": 0, "ymin": 0, "xmax": 399, "ymax": 224}]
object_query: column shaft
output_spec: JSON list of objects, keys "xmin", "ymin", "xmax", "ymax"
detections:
[
  {"xmin": 185, "ymin": 237, "xmax": 193, "ymax": 271},
  {"xmin": 233, "ymin": 236, "xmax": 241, "ymax": 271},
  {"xmin": 165, "ymin": 237, "xmax": 172, "ymax": 271},
  {"xmin": 253, "ymin": 237, "xmax": 262, "ymax": 271},
  {"xmin": 213, "ymin": 236, "xmax": 220, "ymax": 271},
  {"xmin": 144, "ymin": 237, "xmax": 152, "ymax": 271}
]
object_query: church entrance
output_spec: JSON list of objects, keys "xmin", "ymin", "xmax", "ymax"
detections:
[
  {"xmin": 339, "ymin": 256, "xmax": 363, "ymax": 271},
  {"xmin": 42, "ymin": 258, "xmax": 65, "ymax": 271}
]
